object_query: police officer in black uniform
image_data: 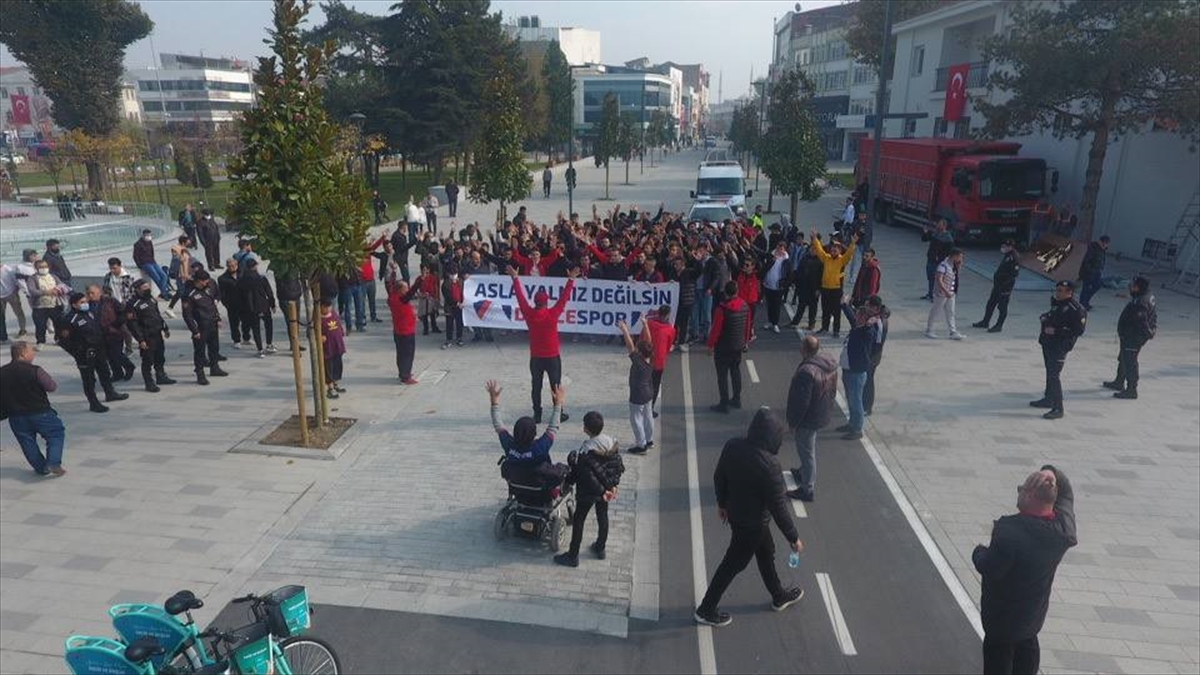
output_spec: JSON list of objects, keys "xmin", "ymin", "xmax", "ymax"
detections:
[
  {"xmin": 125, "ymin": 279, "xmax": 177, "ymax": 392},
  {"xmin": 182, "ymin": 270, "xmax": 228, "ymax": 385},
  {"xmin": 57, "ymin": 292, "xmax": 129, "ymax": 412},
  {"xmin": 1104, "ymin": 275, "xmax": 1157, "ymax": 400},
  {"xmin": 1031, "ymin": 280, "xmax": 1086, "ymax": 419},
  {"xmin": 972, "ymin": 239, "xmax": 1021, "ymax": 333}
]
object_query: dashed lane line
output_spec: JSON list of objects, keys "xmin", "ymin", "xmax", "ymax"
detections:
[
  {"xmin": 745, "ymin": 359, "xmax": 760, "ymax": 384},
  {"xmin": 781, "ymin": 471, "xmax": 809, "ymax": 518}
]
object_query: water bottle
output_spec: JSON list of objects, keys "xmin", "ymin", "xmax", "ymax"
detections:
[{"xmin": 788, "ymin": 551, "xmax": 801, "ymax": 569}]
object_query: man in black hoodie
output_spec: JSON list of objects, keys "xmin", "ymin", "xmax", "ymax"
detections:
[
  {"xmin": 695, "ymin": 408, "xmax": 805, "ymax": 627},
  {"xmin": 973, "ymin": 465, "xmax": 1076, "ymax": 675}
]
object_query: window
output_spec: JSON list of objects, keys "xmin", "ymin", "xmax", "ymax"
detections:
[
  {"xmin": 0, "ymin": 87, "xmax": 7, "ymax": 98},
  {"xmin": 852, "ymin": 65, "xmax": 875, "ymax": 85},
  {"xmin": 911, "ymin": 45, "xmax": 925, "ymax": 77},
  {"xmin": 16, "ymin": 86, "xmax": 26, "ymax": 96},
  {"xmin": 849, "ymin": 99, "xmax": 874, "ymax": 115},
  {"xmin": 1052, "ymin": 111, "xmax": 1072, "ymax": 136},
  {"xmin": 954, "ymin": 117, "xmax": 972, "ymax": 139},
  {"xmin": 798, "ymin": 49, "xmax": 810, "ymax": 66},
  {"xmin": 903, "ymin": 118, "xmax": 917, "ymax": 138},
  {"xmin": 933, "ymin": 117, "xmax": 948, "ymax": 138}
]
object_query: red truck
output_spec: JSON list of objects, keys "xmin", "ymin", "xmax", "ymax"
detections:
[{"xmin": 855, "ymin": 138, "xmax": 1056, "ymax": 241}]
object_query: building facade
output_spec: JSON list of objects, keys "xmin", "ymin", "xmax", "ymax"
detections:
[
  {"xmin": 659, "ymin": 62, "xmax": 711, "ymax": 139},
  {"xmin": 0, "ymin": 66, "xmax": 60, "ymax": 148},
  {"xmin": 572, "ymin": 65, "xmax": 676, "ymax": 148},
  {"xmin": 502, "ymin": 19, "xmax": 601, "ymax": 67},
  {"xmin": 129, "ymin": 53, "xmax": 255, "ymax": 126},
  {"xmin": 884, "ymin": 0, "xmax": 1199, "ymax": 260},
  {"xmin": 770, "ymin": 4, "xmax": 879, "ymax": 163}
]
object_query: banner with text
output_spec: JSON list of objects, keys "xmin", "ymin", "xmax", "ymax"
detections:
[{"xmin": 461, "ymin": 275, "xmax": 679, "ymax": 336}]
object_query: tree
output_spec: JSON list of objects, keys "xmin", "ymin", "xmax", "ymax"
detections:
[
  {"xmin": 0, "ymin": 0, "xmax": 152, "ymax": 193},
  {"xmin": 34, "ymin": 149, "xmax": 69, "ymax": 194},
  {"xmin": 846, "ymin": 0, "xmax": 941, "ymax": 74},
  {"xmin": 174, "ymin": 155, "xmax": 195, "ymax": 187},
  {"xmin": 760, "ymin": 70, "xmax": 827, "ymax": 224},
  {"xmin": 646, "ymin": 110, "xmax": 669, "ymax": 167},
  {"xmin": 468, "ymin": 70, "xmax": 532, "ymax": 223},
  {"xmin": 542, "ymin": 40, "xmax": 574, "ymax": 160},
  {"xmin": 616, "ymin": 115, "xmax": 639, "ymax": 186},
  {"xmin": 194, "ymin": 153, "xmax": 214, "ymax": 190},
  {"xmin": 976, "ymin": 0, "xmax": 1200, "ymax": 241},
  {"xmin": 728, "ymin": 101, "xmax": 761, "ymax": 166},
  {"xmin": 594, "ymin": 92, "xmax": 621, "ymax": 199},
  {"xmin": 228, "ymin": 0, "xmax": 370, "ymax": 434}
]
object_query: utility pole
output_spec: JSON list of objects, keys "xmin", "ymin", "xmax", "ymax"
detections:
[
  {"xmin": 867, "ymin": 0, "xmax": 894, "ymax": 229},
  {"xmin": 754, "ymin": 79, "xmax": 767, "ymax": 191}
]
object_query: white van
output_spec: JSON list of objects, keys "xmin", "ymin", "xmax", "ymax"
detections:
[{"xmin": 691, "ymin": 160, "xmax": 752, "ymax": 211}]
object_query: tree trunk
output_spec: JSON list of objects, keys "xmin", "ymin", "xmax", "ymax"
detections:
[
  {"xmin": 789, "ymin": 192, "xmax": 799, "ymax": 226},
  {"xmin": 305, "ymin": 284, "xmax": 329, "ymax": 427},
  {"xmin": 85, "ymin": 161, "xmax": 105, "ymax": 196},
  {"xmin": 624, "ymin": 158, "xmax": 631, "ymax": 185},
  {"xmin": 401, "ymin": 157, "xmax": 407, "ymax": 189},
  {"xmin": 287, "ymin": 301, "xmax": 310, "ymax": 446},
  {"xmin": 1078, "ymin": 85, "xmax": 1119, "ymax": 243},
  {"xmin": 433, "ymin": 154, "xmax": 444, "ymax": 184},
  {"xmin": 605, "ymin": 162, "xmax": 611, "ymax": 199}
]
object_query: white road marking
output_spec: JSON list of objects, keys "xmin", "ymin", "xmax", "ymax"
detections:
[
  {"xmin": 834, "ymin": 394, "xmax": 986, "ymax": 640},
  {"xmin": 815, "ymin": 573, "xmax": 858, "ymax": 656},
  {"xmin": 745, "ymin": 359, "xmax": 760, "ymax": 384},
  {"xmin": 682, "ymin": 351, "xmax": 718, "ymax": 675},
  {"xmin": 781, "ymin": 471, "xmax": 809, "ymax": 518}
]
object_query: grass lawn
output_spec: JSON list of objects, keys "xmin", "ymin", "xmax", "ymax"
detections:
[{"xmin": 99, "ymin": 170, "xmax": 439, "ymax": 222}]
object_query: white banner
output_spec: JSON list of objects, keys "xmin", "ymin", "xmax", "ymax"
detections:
[{"xmin": 461, "ymin": 274, "xmax": 679, "ymax": 335}]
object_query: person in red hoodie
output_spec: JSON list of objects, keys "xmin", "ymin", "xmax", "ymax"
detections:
[
  {"xmin": 643, "ymin": 305, "xmax": 677, "ymax": 419},
  {"xmin": 735, "ymin": 258, "xmax": 761, "ymax": 344},
  {"xmin": 707, "ymin": 281, "xmax": 750, "ymax": 413},
  {"xmin": 508, "ymin": 265, "xmax": 578, "ymax": 424},
  {"xmin": 387, "ymin": 278, "xmax": 422, "ymax": 384},
  {"xmin": 851, "ymin": 248, "xmax": 881, "ymax": 306},
  {"xmin": 510, "ymin": 245, "xmax": 561, "ymax": 277},
  {"xmin": 441, "ymin": 271, "xmax": 465, "ymax": 348}
]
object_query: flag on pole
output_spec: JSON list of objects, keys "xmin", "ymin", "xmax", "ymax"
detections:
[
  {"xmin": 943, "ymin": 63, "xmax": 971, "ymax": 123},
  {"xmin": 10, "ymin": 94, "xmax": 32, "ymax": 125}
]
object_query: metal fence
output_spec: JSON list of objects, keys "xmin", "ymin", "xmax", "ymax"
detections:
[{"xmin": 0, "ymin": 201, "xmax": 173, "ymax": 261}]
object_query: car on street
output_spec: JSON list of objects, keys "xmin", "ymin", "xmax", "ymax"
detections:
[{"xmin": 687, "ymin": 201, "xmax": 739, "ymax": 223}]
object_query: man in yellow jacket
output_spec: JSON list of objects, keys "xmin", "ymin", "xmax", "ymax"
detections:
[{"xmin": 809, "ymin": 229, "xmax": 858, "ymax": 337}]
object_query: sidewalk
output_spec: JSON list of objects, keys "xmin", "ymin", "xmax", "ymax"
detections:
[{"xmin": 862, "ymin": 225, "xmax": 1200, "ymax": 675}]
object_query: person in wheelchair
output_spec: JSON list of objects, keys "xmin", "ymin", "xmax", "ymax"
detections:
[{"xmin": 487, "ymin": 379, "xmax": 569, "ymax": 491}]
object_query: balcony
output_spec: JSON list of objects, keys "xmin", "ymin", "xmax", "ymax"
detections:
[{"xmin": 934, "ymin": 62, "xmax": 989, "ymax": 91}]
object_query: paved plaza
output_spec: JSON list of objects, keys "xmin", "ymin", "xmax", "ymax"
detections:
[{"xmin": 1, "ymin": 146, "xmax": 1197, "ymax": 674}]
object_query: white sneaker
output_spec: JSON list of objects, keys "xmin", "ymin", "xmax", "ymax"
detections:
[
  {"xmin": 925, "ymin": 332, "xmax": 939, "ymax": 339},
  {"xmin": 949, "ymin": 332, "xmax": 966, "ymax": 340},
  {"xmin": 679, "ymin": 343, "xmax": 690, "ymax": 352},
  {"xmin": 257, "ymin": 350, "xmax": 266, "ymax": 358},
  {"xmin": 232, "ymin": 342, "xmax": 241, "ymax": 350},
  {"xmin": 770, "ymin": 325, "xmax": 780, "ymax": 333},
  {"xmin": 265, "ymin": 344, "xmax": 278, "ymax": 354},
  {"xmin": 164, "ymin": 309, "xmax": 176, "ymax": 319}
]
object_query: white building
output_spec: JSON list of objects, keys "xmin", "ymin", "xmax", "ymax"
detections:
[
  {"xmin": 119, "ymin": 81, "xmax": 141, "ymax": 124},
  {"xmin": 571, "ymin": 64, "xmax": 678, "ymax": 148},
  {"xmin": 771, "ymin": 4, "xmax": 878, "ymax": 162},
  {"xmin": 884, "ymin": 0, "xmax": 1200, "ymax": 260},
  {"xmin": 0, "ymin": 66, "xmax": 60, "ymax": 147},
  {"xmin": 129, "ymin": 53, "xmax": 256, "ymax": 126},
  {"xmin": 502, "ymin": 17, "xmax": 601, "ymax": 67}
]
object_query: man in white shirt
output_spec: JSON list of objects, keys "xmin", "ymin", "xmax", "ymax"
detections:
[
  {"xmin": 1, "ymin": 263, "xmax": 29, "ymax": 342},
  {"xmin": 762, "ymin": 242, "xmax": 790, "ymax": 333},
  {"xmin": 422, "ymin": 194, "xmax": 439, "ymax": 234},
  {"xmin": 404, "ymin": 197, "xmax": 423, "ymax": 241},
  {"xmin": 926, "ymin": 249, "xmax": 965, "ymax": 340},
  {"xmin": 841, "ymin": 197, "xmax": 856, "ymax": 231}
]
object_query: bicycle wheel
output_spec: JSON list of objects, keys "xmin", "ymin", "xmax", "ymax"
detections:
[{"xmin": 279, "ymin": 635, "xmax": 341, "ymax": 674}]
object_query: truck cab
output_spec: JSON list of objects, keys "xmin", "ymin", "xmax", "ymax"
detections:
[{"xmin": 691, "ymin": 161, "xmax": 752, "ymax": 211}]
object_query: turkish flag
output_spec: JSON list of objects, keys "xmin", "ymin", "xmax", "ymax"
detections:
[
  {"xmin": 10, "ymin": 94, "xmax": 31, "ymax": 125},
  {"xmin": 943, "ymin": 63, "xmax": 971, "ymax": 123}
]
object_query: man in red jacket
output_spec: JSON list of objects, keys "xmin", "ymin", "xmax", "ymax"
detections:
[
  {"xmin": 386, "ymin": 278, "xmax": 422, "ymax": 384},
  {"xmin": 851, "ymin": 249, "xmax": 881, "ymax": 306},
  {"xmin": 644, "ymin": 305, "xmax": 676, "ymax": 419},
  {"xmin": 508, "ymin": 265, "xmax": 577, "ymax": 423},
  {"xmin": 707, "ymin": 281, "xmax": 750, "ymax": 413}
]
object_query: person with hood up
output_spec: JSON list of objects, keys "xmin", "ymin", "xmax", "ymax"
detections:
[
  {"xmin": 1103, "ymin": 275, "xmax": 1157, "ymax": 400},
  {"xmin": 196, "ymin": 209, "xmax": 222, "ymax": 271},
  {"xmin": 973, "ymin": 465, "xmax": 1076, "ymax": 675},
  {"xmin": 487, "ymin": 379, "xmax": 567, "ymax": 488},
  {"xmin": 973, "ymin": 240, "xmax": 1021, "ymax": 333},
  {"xmin": 695, "ymin": 408, "xmax": 805, "ymax": 627},
  {"xmin": 784, "ymin": 335, "xmax": 838, "ymax": 502},
  {"xmin": 508, "ymin": 265, "xmax": 578, "ymax": 424},
  {"xmin": 554, "ymin": 410, "xmax": 625, "ymax": 568}
]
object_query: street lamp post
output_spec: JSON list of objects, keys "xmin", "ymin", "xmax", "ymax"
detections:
[{"xmin": 867, "ymin": 1, "xmax": 895, "ymax": 229}]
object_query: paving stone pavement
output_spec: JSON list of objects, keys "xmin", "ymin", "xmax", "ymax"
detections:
[{"xmin": 859, "ymin": 223, "xmax": 1200, "ymax": 675}]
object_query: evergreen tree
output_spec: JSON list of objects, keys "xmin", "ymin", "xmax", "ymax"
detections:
[
  {"xmin": 976, "ymin": 0, "xmax": 1200, "ymax": 241},
  {"xmin": 617, "ymin": 115, "xmax": 639, "ymax": 186},
  {"xmin": 0, "ymin": 0, "xmax": 153, "ymax": 193},
  {"xmin": 174, "ymin": 156, "xmax": 194, "ymax": 187},
  {"xmin": 594, "ymin": 92, "xmax": 621, "ymax": 199},
  {"xmin": 542, "ymin": 40, "xmax": 574, "ymax": 160},
  {"xmin": 468, "ymin": 70, "xmax": 533, "ymax": 223},
  {"xmin": 227, "ymin": 0, "xmax": 370, "ymax": 430},
  {"xmin": 759, "ymin": 70, "xmax": 826, "ymax": 224}
]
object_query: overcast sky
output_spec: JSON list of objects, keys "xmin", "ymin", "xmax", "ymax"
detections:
[{"xmin": 3, "ymin": 0, "xmax": 844, "ymax": 102}]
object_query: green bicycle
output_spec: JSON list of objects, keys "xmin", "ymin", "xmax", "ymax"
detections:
[{"xmin": 65, "ymin": 585, "xmax": 340, "ymax": 675}]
